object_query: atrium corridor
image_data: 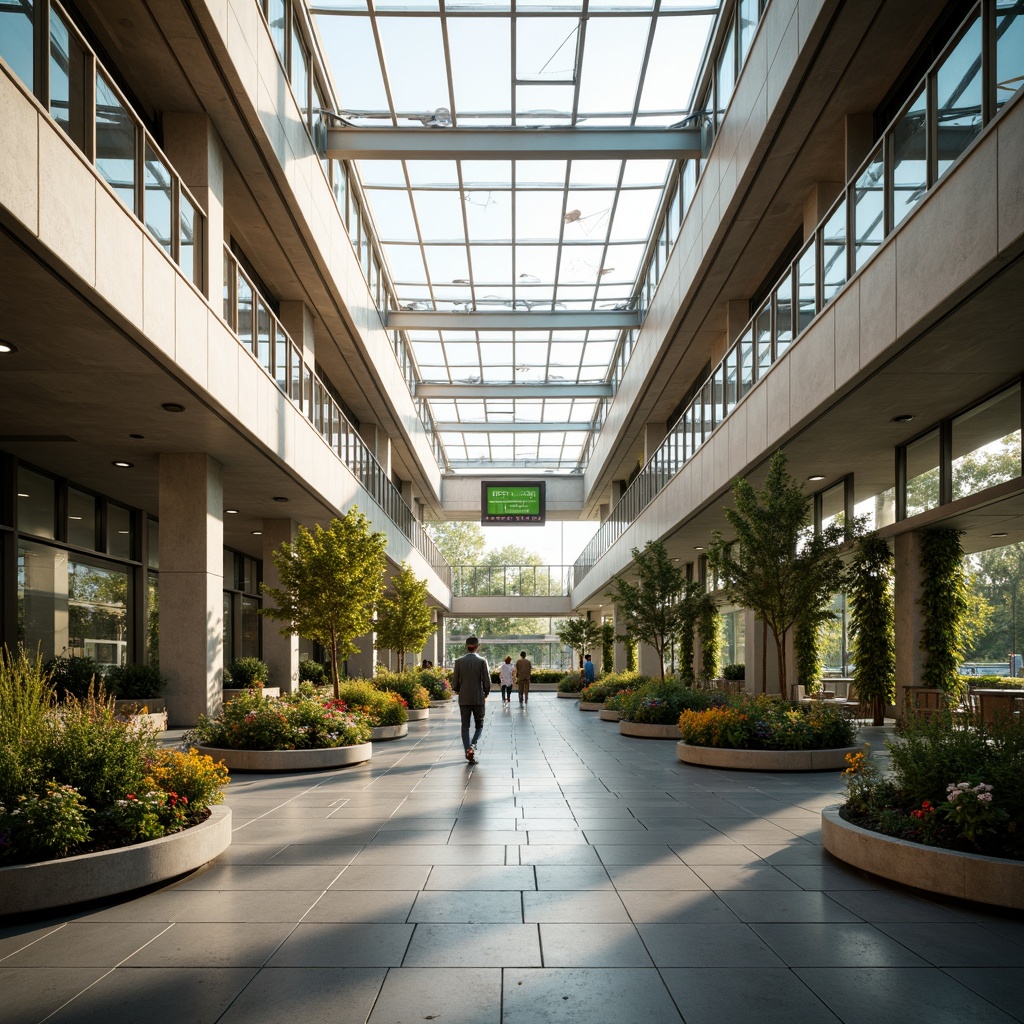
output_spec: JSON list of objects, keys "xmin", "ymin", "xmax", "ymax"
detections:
[{"xmin": 2, "ymin": 697, "xmax": 1022, "ymax": 1024}]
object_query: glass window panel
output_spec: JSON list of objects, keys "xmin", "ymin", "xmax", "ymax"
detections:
[
  {"xmin": 147, "ymin": 572, "xmax": 159, "ymax": 664},
  {"xmin": 774, "ymin": 272, "xmax": 793, "ymax": 358},
  {"xmin": 367, "ymin": 189, "xmax": 418, "ymax": 241},
  {"xmin": 996, "ymin": 0, "xmax": 1024, "ymax": 112},
  {"xmin": 738, "ymin": 326, "xmax": 754, "ymax": 396},
  {"xmin": 332, "ymin": 161, "xmax": 349, "ymax": 222},
  {"xmin": 17, "ymin": 468, "xmax": 55, "ymax": 539},
  {"xmin": 240, "ymin": 595, "xmax": 260, "ymax": 658},
  {"xmin": 267, "ymin": 0, "xmax": 287, "ymax": 65},
  {"xmin": 237, "ymin": 274, "xmax": 253, "ymax": 351},
  {"xmin": 936, "ymin": 15, "xmax": 982, "ymax": 177},
  {"xmin": 716, "ymin": 20, "xmax": 735, "ymax": 127},
  {"xmin": 448, "ymin": 18, "xmax": 511, "ymax": 117},
  {"xmin": 148, "ymin": 519, "xmax": 159, "ymax": 569},
  {"xmin": 854, "ymin": 489, "xmax": 897, "ymax": 532},
  {"xmin": 853, "ymin": 144, "xmax": 884, "ymax": 270},
  {"xmin": 67, "ymin": 488, "xmax": 96, "ymax": 549},
  {"xmin": 951, "ymin": 384, "xmax": 1022, "ymax": 501},
  {"xmin": 291, "ymin": 17, "xmax": 310, "ymax": 121},
  {"xmin": 609, "ymin": 189, "xmax": 661, "ymax": 241},
  {"xmin": 738, "ymin": 0, "xmax": 759, "ymax": 63},
  {"xmin": 275, "ymin": 328, "xmax": 289, "ymax": 391},
  {"xmin": 107, "ymin": 504, "xmax": 132, "ymax": 560},
  {"xmin": 1, "ymin": 0, "xmax": 34, "ymax": 91},
  {"xmin": 144, "ymin": 144, "xmax": 173, "ymax": 254},
  {"xmin": 641, "ymin": 14, "xmax": 714, "ymax": 113},
  {"xmin": 516, "ymin": 17, "xmax": 580, "ymax": 81},
  {"xmin": 68, "ymin": 559, "xmax": 129, "ymax": 671},
  {"xmin": 50, "ymin": 7, "xmax": 88, "ymax": 152},
  {"xmin": 797, "ymin": 240, "xmax": 816, "ymax": 334},
  {"xmin": 756, "ymin": 300, "xmax": 772, "ymax": 375},
  {"xmin": 700, "ymin": 379, "xmax": 714, "ymax": 438},
  {"xmin": 821, "ymin": 198, "xmax": 847, "ymax": 303},
  {"xmin": 712, "ymin": 363, "xmax": 725, "ymax": 425},
  {"xmin": 18, "ymin": 542, "xmax": 67, "ymax": 662},
  {"xmin": 579, "ymin": 17, "xmax": 649, "ymax": 114},
  {"xmin": 820, "ymin": 482, "xmax": 845, "ymax": 533},
  {"xmin": 222, "ymin": 591, "xmax": 233, "ymax": 666},
  {"xmin": 905, "ymin": 429, "xmax": 941, "ymax": 517},
  {"xmin": 257, "ymin": 301, "xmax": 272, "ymax": 371},
  {"xmin": 179, "ymin": 193, "xmax": 198, "ymax": 284},
  {"xmin": 892, "ymin": 86, "xmax": 927, "ymax": 229},
  {"xmin": 377, "ymin": 17, "xmax": 448, "ymax": 111},
  {"xmin": 724, "ymin": 345, "xmax": 738, "ymax": 414},
  {"xmin": 95, "ymin": 72, "xmax": 137, "ymax": 213}
]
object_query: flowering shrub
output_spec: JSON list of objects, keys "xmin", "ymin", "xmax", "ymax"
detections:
[
  {"xmin": 190, "ymin": 691, "xmax": 372, "ymax": 750},
  {"xmin": 0, "ymin": 783, "xmax": 92, "ymax": 859},
  {"xmin": 336, "ymin": 680, "xmax": 409, "ymax": 726},
  {"xmin": 108, "ymin": 788, "xmax": 189, "ymax": 841},
  {"xmin": 620, "ymin": 681, "xmax": 729, "ymax": 725},
  {"xmin": 580, "ymin": 672, "xmax": 641, "ymax": 704},
  {"xmin": 558, "ymin": 674, "xmax": 583, "ymax": 693},
  {"xmin": 373, "ymin": 670, "xmax": 432, "ymax": 710},
  {"xmin": 678, "ymin": 694, "xmax": 856, "ymax": 750},
  {"xmin": 840, "ymin": 713, "xmax": 1024, "ymax": 858},
  {"xmin": 416, "ymin": 668, "xmax": 452, "ymax": 701}
]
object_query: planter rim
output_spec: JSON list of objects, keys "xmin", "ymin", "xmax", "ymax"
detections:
[
  {"xmin": 821, "ymin": 805, "xmax": 1024, "ymax": 910},
  {"xmin": 620, "ymin": 721, "xmax": 680, "ymax": 739},
  {"xmin": 578, "ymin": 701, "xmax": 604, "ymax": 711},
  {"xmin": 677, "ymin": 741, "xmax": 865, "ymax": 771},
  {"xmin": 598, "ymin": 709, "xmax": 621, "ymax": 721},
  {"xmin": 194, "ymin": 742, "xmax": 372, "ymax": 772},
  {"xmin": 557, "ymin": 690, "xmax": 582, "ymax": 699},
  {"xmin": 0, "ymin": 806, "xmax": 231, "ymax": 917}
]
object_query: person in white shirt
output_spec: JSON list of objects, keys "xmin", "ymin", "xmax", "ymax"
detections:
[{"xmin": 499, "ymin": 655, "xmax": 515, "ymax": 704}]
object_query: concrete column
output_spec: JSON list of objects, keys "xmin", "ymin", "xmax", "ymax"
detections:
[
  {"xmin": 419, "ymin": 608, "xmax": 440, "ymax": 667},
  {"xmin": 280, "ymin": 301, "xmax": 315, "ymax": 361},
  {"xmin": 643, "ymin": 422, "xmax": 667, "ymax": 462},
  {"xmin": 436, "ymin": 612, "xmax": 446, "ymax": 667},
  {"xmin": 361, "ymin": 424, "xmax": 392, "ymax": 479},
  {"xmin": 21, "ymin": 546, "xmax": 69, "ymax": 662},
  {"xmin": 261, "ymin": 518, "xmax": 299, "ymax": 693},
  {"xmin": 159, "ymin": 454, "xmax": 223, "ymax": 727},
  {"xmin": 346, "ymin": 631, "xmax": 376, "ymax": 679},
  {"xmin": 845, "ymin": 114, "xmax": 874, "ymax": 179},
  {"xmin": 638, "ymin": 641, "xmax": 662, "ymax": 679},
  {"xmin": 612, "ymin": 604, "xmax": 628, "ymax": 672},
  {"xmin": 726, "ymin": 300, "xmax": 750, "ymax": 343},
  {"xmin": 804, "ymin": 183, "xmax": 843, "ymax": 238},
  {"xmin": 162, "ymin": 114, "xmax": 224, "ymax": 303},
  {"xmin": 894, "ymin": 530, "xmax": 926, "ymax": 721}
]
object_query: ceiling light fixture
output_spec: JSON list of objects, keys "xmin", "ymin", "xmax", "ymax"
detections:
[
  {"xmin": 694, "ymin": 545, "xmax": 705, "ymax": 551},
  {"xmin": 252, "ymin": 530, "xmax": 263, "ymax": 536},
  {"xmin": 991, "ymin": 532, "xmax": 1009, "ymax": 538},
  {"xmin": 0, "ymin": 341, "xmax": 18, "ymax": 354},
  {"xmin": 129, "ymin": 433, "xmax": 144, "ymax": 439},
  {"xmin": 891, "ymin": 414, "xmax": 914, "ymax": 423},
  {"xmin": 112, "ymin": 461, "xmax": 133, "ymax": 468},
  {"xmin": 808, "ymin": 474, "xmax": 826, "ymax": 481},
  {"xmin": 272, "ymin": 496, "xmax": 288, "ymax": 503},
  {"xmin": 17, "ymin": 492, "xmax": 29, "ymax": 498},
  {"xmin": 161, "ymin": 402, "xmax": 185, "ymax": 413},
  {"xmin": 225, "ymin": 509, "xmax": 239, "ymax": 515}
]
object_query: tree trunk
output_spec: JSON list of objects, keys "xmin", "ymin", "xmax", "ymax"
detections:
[
  {"xmin": 872, "ymin": 694, "xmax": 884, "ymax": 727},
  {"xmin": 761, "ymin": 620, "xmax": 768, "ymax": 695},
  {"xmin": 775, "ymin": 628, "xmax": 787, "ymax": 698},
  {"xmin": 330, "ymin": 633, "xmax": 340, "ymax": 700}
]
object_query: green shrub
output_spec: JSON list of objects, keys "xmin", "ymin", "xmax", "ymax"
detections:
[
  {"xmin": 964, "ymin": 675, "xmax": 1023, "ymax": 689},
  {"xmin": 147, "ymin": 748, "xmax": 229, "ymax": 809},
  {"xmin": 723, "ymin": 663, "xmax": 745, "ymax": 681},
  {"xmin": 580, "ymin": 672, "xmax": 639, "ymax": 704},
  {"xmin": 416, "ymin": 667, "xmax": 452, "ymax": 700},
  {"xmin": 336, "ymin": 680, "xmax": 408, "ymax": 726},
  {"xmin": 226, "ymin": 657, "xmax": 270, "ymax": 688},
  {"xmin": 557, "ymin": 674, "xmax": 582, "ymax": 693},
  {"xmin": 105, "ymin": 662, "xmax": 165, "ymax": 700},
  {"xmin": 0, "ymin": 647, "xmax": 53, "ymax": 806},
  {"xmin": 620, "ymin": 680, "xmax": 728, "ymax": 725},
  {"xmin": 374, "ymin": 669, "xmax": 431, "ymax": 709},
  {"xmin": 0, "ymin": 783, "xmax": 92, "ymax": 859},
  {"xmin": 299, "ymin": 660, "xmax": 328, "ymax": 685},
  {"xmin": 45, "ymin": 654, "xmax": 100, "ymax": 700}
]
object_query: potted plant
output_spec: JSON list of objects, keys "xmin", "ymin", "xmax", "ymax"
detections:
[
  {"xmin": 225, "ymin": 657, "xmax": 277, "ymax": 699},
  {"xmin": 105, "ymin": 662, "xmax": 167, "ymax": 728}
]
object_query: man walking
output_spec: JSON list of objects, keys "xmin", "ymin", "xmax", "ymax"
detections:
[
  {"xmin": 452, "ymin": 635, "xmax": 490, "ymax": 763},
  {"xmin": 515, "ymin": 650, "xmax": 532, "ymax": 705},
  {"xmin": 583, "ymin": 653, "xmax": 596, "ymax": 686}
]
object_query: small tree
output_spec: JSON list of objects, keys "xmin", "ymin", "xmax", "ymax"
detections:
[
  {"xmin": 919, "ymin": 528, "xmax": 970, "ymax": 693},
  {"xmin": 708, "ymin": 451, "xmax": 847, "ymax": 696},
  {"xmin": 601, "ymin": 622, "xmax": 615, "ymax": 672},
  {"xmin": 375, "ymin": 562, "xmax": 437, "ymax": 671},
  {"xmin": 625, "ymin": 636, "xmax": 638, "ymax": 672},
  {"xmin": 261, "ymin": 510, "xmax": 387, "ymax": 698},
  {"xmin": 675, "ymin": 581, "xmax": 717, "ymax": 685},
  {"xmin": 794, "ymin": 605, "xmax": 832, "ymax": 694},
  {"xmin": 606, "ymin": 540, "xmax": 687, "ymax": 680},
  {"xmin": 556, "ymin": 616, "xmax": 603, "ymax": 670},
  {"xmin": 848, "ymin": 534, "xmax": 895, "ymax": 725},
  {"xmin": 697, "ymin": 594, "xmax": 722, "ymax": 683}
]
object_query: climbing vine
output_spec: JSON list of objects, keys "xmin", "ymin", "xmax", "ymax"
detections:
[
  {"xmin": 848, "ymin": 534, "xmax": 895, "ymax": 725},
  {"xmin": 919, "ymin": 529, "xmax": 970, "ymax": 692}
]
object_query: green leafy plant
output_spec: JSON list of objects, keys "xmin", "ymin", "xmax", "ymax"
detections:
[
  {"xmin": 602, "ymin": 622, "xmax": 615, "ymax": 672},
  {"xmin": 374, "ymin": 669, "xmax": 431, "ymax": 709},
  {"xmin": 0, "ymin": 647, "xmax": 53, "ymax": 807},
  {"xmin": 335, "ymin": 680, "xmax": 408, "ymax": 727},
  {"xmin": 723, "ymin": 663, "xmax": 745, "ymax": 681},
  {"xmin": 619, "ymin": 679, "xmax": 728, "ymax": 725},
  {"xmin": 919, "ymin": 529, "xmax": 971, "ymax": 693},
  {"xmin": 226, "ymin": 657, "xmax": 270, "ymax": 689},
  {"xmin": 697, "ymin": 593, "xmax": 722, "ymax": 683},
  {"xmin": 848, "ymin": 535, "xmax": 896, "ymax": 725},
  {"xmin": 44, "ymin": 654, "xmax": 100, "ymax": 700},
  {"xmin": 555, "ymin": 616, "xmax": 603, "ymax": 671},
  {"xmin": 415, "ymin": 667, "xmax": 452, "ymax": 700},
  {"xmin": 625, "ymin": 637, "xmax": 638, "ymax": 673},
  {"xmin": 0, "ymin": 783, "xmax": 92, "ymax": 859},
  {"xmin": 299, "ymin": 660, "xmax": 328, "ymax": 685},
  {"xmin": 557, "ymin": 674, "xmax": 583, "ymax": 693},
  {"xmin": 374, "ymin": 562, "xmax": 437, "ymax": 669},
  {"xmin": 105, "ymin": 662, "xmax": 165, "ymax": 700},
  {"xmin": 580, "ymin": 672, "xmax": 638, "ymax": 704}
]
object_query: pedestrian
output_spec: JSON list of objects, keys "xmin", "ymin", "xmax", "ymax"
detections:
[
  {"xmin": 452, "ymin": 635, "xmax": 490, "ymax": 763},
  {"xmin": 515, "ymin": 650, "xmax": 532, "ymax": 705},
  {"xmin": 583, "ymin": 653, "xmax": 596, "ymax": 685},
  {"xmin": 499, "ymin": 655, "xmax": 515, "ymax": 704}
]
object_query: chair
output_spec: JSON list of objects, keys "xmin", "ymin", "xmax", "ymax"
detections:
[{"xmin": 904, "ymin": 687, "xmax": 949, "ymax": 722}]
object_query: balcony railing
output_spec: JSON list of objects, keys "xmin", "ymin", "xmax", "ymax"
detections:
[
  {"xmin": 574, "ymin": 0, "xmax": 1022, "ymax": 588},
  {"xmin": 222, "ymin": 246, "xmax": 450, "ymax": 585},
  {"xmin": 451, "ymin": 565, "xmax": 573, "ymax": 598}
]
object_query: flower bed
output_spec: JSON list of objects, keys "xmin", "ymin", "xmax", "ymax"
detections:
[
  {"xmin": 619, "ymin": 679, "xmax": 728, "ymax": 726},
  {"xmin": 415, "ymin": 667, "xmax": 453, "ymax": 702},
  {"xmin": 677, "ymin": 693, "xmax": 857, "ymax": 751},
  {"xmin": 579, "ymin": 672, "xmax": 641, "ymax": 706},
  {"xmin": 557, "ymin": 674, "xmax": 584, "ymax": 694},
  {"xmin": 373, "ymin": 670, "xmax": 432, "ymax": 710}
]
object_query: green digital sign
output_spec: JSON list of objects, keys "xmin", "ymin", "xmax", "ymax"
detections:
[{"xmin": 481, "ymin": 482, "xmax": 545, "ymax": 525}]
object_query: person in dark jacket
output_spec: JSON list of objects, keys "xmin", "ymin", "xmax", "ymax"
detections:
[{"xmin": 452, "ymin": 635, "xmax": 490, "ymax": 763}]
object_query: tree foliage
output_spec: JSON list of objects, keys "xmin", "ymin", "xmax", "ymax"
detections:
[
  {"xmin": 261, "ymin": 510, "xmax": 387, "ymax": 697},
  {"xmin": 708, "ymin": 450, "xmax": 848, "ymax": 695},
  {"xmin": 606, "ymin": 540, "xmax": 687, "ymax": 680},
  {"xmin": 374, "ymin": 562, "xmax": 437, "ymax": 670},
  {"xmin": 919, "ymin": 529, "xmax": 970, "ymax": 693},
  {"xmin": 555, "ymin": 616, "xmax": 603, "ymax": 669},
  {"xmin": 426, "ymin": 521, "xmax": 486, "ymax": 567},
  {"xmin": 968, "ymin": 542, "xmax": 1024, "ymax": 663},
  {"xmin": 847, "ymin": 535, "xmax": 896, "ymax": 725}
]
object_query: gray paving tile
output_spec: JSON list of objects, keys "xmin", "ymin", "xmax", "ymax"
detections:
[
  {"xmin": 329, "ymin": 865, "xmax": 431, "ymax": 890},
  {"xmin": 774, "ymin": 864, "xmax": 883, "ymax": 890},
  {"xmin": 215, "ymin": 968, "xmax": 385, "ymax": 1024},
  {"xmin": 594, "ymin": 844, "xmax": 686, "ymax": 865},
  {"xmin": 796, "ymin": 967, "xmax": 1022, "ymax": 1024},
  {"xmin": 45, "ymin": 968, "xmax": 259, "ymax": 1024},
  {"xmin": 751, "ymin": 922, "xmax": 929, "ymax": 967},
  {"xmin": 502, "ymin": 967, "xmax": 683, "ymax": 1023},
  {"xmin": 944, "ymin": 967, "xmax": 1024, "ymax": 1019},
  {"xmin": 718, "ymin": 891, "xmax": 861, "ymax": 923},
  {"xmin": 745, "ymin": 844, "xmax": 832, "ymax": 865},
  {"xmin": 368, "ymin": 967, "xmax": 501, "ymax": 1024},
  {"xmin": 408, "ymin": 890, "xmax": 523, "ymax": 923},
  {"xmin": 670, "ymin": 844, "xmax": 765, "ymax": 865},
  {"xmin": 0, "ymin": 967, "xmax": 109, "ymax": 1024},
  {"xmin": 264, "ymin": 844, "xmax": 365, "ymax": 865},
  {"xmin": 659, "ymin": 967, "xmax": 841, "ymax": 1024},
  {"xmin": 2, "ymin": 922, "xmax": 172, "ymax": 966},
  {"xmin": 174, "ymin": 864, "xmax": 345, "ymax": 891},
  {"xmin": 302, "ymin": 890, "xmax": 419, "ymax": 922},
  {"xmin": 79, "ymin": 889, "xmax": 321, "ymax": 923},
  {"xmin": 539, "ymin": 923, "xmax": 653, "ymax": 967},
  {"xmin": 403, "ymin": 923, "xmax": 541, "ymax": 967},
  {"xmin": 620, "ymin": 890, "xmax": 742, "ymax": 923},
  {"xmin": 518, "ymin": 844, "xmax": 602, "ymax": 865},
  {"xmin": 874, "ymin": 923, "xmax": 1024, "ymax": 966},
  {"xmin": 524, "ymin": 830, "xmax": 591, "ymax": 845},
  {"xmin": 535, "ymin": 865, "xmax": 612, "ymax": 889},
  {"xmin": 523, "ymin": 890, "xmax": 631, "ymax": 923},
  {"xmin": 606, "ymin": 864, "xmax": 708, "ymax": 890},
  {"xmin": 0, "ymin": 922, "xmax": 73, "ymax": 958},
  {"xmin": 124, "ymin": 922, "xmax": 295, "ymax": 967},
  {"xmin": 823, "ymin": 888, "xmax": 969, "ymax": 923},
  {"xmin": 350, "ymin": 844, "xmax": 506, "ymax": 864},
  {"xmin": 267, "ymin": 923, "xmax": 414, "ymax": 967},
  {"xmin": 637, "ymin": 923, "xmax": 785, "ymax": 968},
  {"xmin": 687, "ymin": 864, "xmax": 801, "ymax": 890},
  {"xmin": 425, "ymin": 864, "xmax": 536, "ymax": 890}
]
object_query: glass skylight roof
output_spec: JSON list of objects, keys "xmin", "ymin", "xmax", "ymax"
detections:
[{"xmin": 312, "ymin": 0, "xmax": 719, "ymax": 473}]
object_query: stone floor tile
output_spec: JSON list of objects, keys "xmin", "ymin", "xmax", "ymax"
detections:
[
  {"xmin": 823, "ymin": 888, "xmax": 970, "ymax": 923},
  {"xmin": 745, "ymin": 844, "xmax": 831, "ymax": 865},
  {"xmin": 523, "ymin": 890, "xmax": 630, "ymax": 923},
  {"xmin": 2, "ymin": 921, "xmax": 173, "ymax": 967},
  {"xmin": 943, "ymin": 967, "xmax": 1024, "ymax": 1019},
  {"xmin": 539, "ymin": 922, "xmax": 653, "ymax": 967},
  {"xmin": 302, "ymin": 889, "xmax": 419, "ymax": 923},
  {"xmin": 518, "ymin": 844, "xmax": 602, "ymax": 865},
  {"xmin": 606, "ymin": 864, "xmax": 708, "ymax": 890},
  {"xmin": 218, "ymin": 968, "xmax": 386, "ymax": 1024},
  {"xmin": 408, "ymin": 890, "xmax": 523, "ymax": 923},
  {"xmin": 425, "ymin": 865, "xmax": 536, "ymax": 890},
  {"xmin": 534, "ymin": 865, "xmax": 612, "ymax": 889},
  {"xmin": 619, "ymin": 890, "xmax": 742, "ymax": 923},
  {"xmin": 687, "ymin": 864, "xmax": 802, "ymax": 890},
  {"xmin": 671, "ymin": 844, "xmax": 766, "ymax": 865},
  {"xmin": 350, "ymin": 844, "xmax": 506, "ymax": 865},
  {"xmin": 402, "ymin": 923, "xmax": 541, "ymax": 967},
  {"xmin": 873, "ymin": 923, "xmax": 1024, "ymax": 967},
  {"xmin": 123, "ymin": 922, "xmax": 296, "ymax": 967},
  {"xmin": 267, "ymin": 923, "xmax": 414, "ymax": 967},
  {"xmin": 774, "ymin": 864, "xmax": 883, "ymax": 890},
  {"xmin": 329, "ymin": 865, "xmax": 431, "ymax": 890},
  {"xmin": 0, "ymin": 967, "xmax": 109, "ymax": 1024},
  {"xmin": 636, "ymin": 923, "xmax": 785, "ymax": 968},
  {"xmin": 594, "ymin": 844, "xmax": 686, "ymax": 865},
  {"xmin": 751, "ymin": 922, "xmax": 930, "ymax": 967},
  {"xmin": 367, "ymin": 968, "xmax": 501, "ymax": 1024},
  {"xmin": 174, "ymin": 863, "xmax": 346, "ymax": 891},
  {"xmin": 718, "ymin": 891, "xmax": 860, "ymax": 923}
]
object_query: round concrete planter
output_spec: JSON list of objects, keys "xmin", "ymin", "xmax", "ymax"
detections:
[
  {"xmin": 112, "ymin": 699, "xmax": 168, "ymax": 731},
  {"xmin": 223, "ymin": 687, "xmax": 281, "ymax": 701},
  {"xmin": 194, "ymin": 743, "xmax": 372, "ymax": 772},
  {"xmin": 599, "ymin": 709, "xmax": 621, "ymax": 722},
  {"xmin": 529, "ymin": 682, "xmax": 558, "ymax": 692},
  {"xmin": 0, "ymin": 806, "xmax": 232, "ymax": 916},
  {"xmin": 620, "ymin": 721, "xmax": 681, "ymax": 739},
  {"xmin": 677, "ymin": 742, "xmax": 866, "ymax": 771},
  {"xmin": 822, "ymin": 805, "xmax": 1024, "ymax": 910},
  {"xmin": 430, "ymin": 698, "xmax": 453, "ymax": 708},
  {"xmin": 557, "ymin": 691, "xmax": 582, "ymax": 699},
  {"xmin": 370, "ymin": 723, "xmax": 409, "ymax": 741},
  {"xmin": 579, "ymin": 701, "xmax": 604, "ymax": 712},
  {"xmin": 407, "ymin": 708, "xmax": 429, "ymax": 722}
]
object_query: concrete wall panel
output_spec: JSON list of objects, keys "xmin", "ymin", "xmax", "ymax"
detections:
[
  {"xmin": 789, "ymin": 310, "xmax": 835, "ymax": 427},
  {"xmin": 832, "ymin": 283, "xmax": 860, "ymax": 388},
  {"xmin": 142, "ymin": 240, "xmax": 178, "ymax": 358},
  {"xmin": 997, "ymin": 98, "xmax": 1024, "ymax": 255},
  {"xmin": 0, "ymin": 70, "xmax": 38, "ymax": 234},
  {"xmin": 94, "ymin": 185, "xmax": 144, "ymax": 327},
  {"xmin": 38, "ymin": 127, "xmax": 95, "ymax": 287},
  {"xmin": 858, "ymin": 244, "xmax": 897, "ymax": 367}
]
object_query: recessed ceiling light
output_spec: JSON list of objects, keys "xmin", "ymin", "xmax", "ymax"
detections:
[
  {"xmin": 17, "ymin": 492, "xmax": 29, "ymax": 498},
  {"xmin": 69, "ymin": 516, "xmax": 82, "ymax": 520},
  {"xmin": 694, "ymin": 546, "xmax": 705, "ymax": 551},
  {"xmin": 117, "ymin": 530, "xmax": 130, "ymax": 534},
  {"xmin": 161, "ymin": 402, "xmax": 185, "ymax": 413},
  {"xmin": 225, "ymin": 509, "xmax": 239, "ymax": 515},
  {"xmin": 272, "ymin": 496, "xmax": 288, "ymax": 502},
  {"xmin": 673, "ymin": 557, "xmax": 681, "ymax": 561},
  {"xmin": 990, "ymin": 532, "xmax": 1009, "ymax": 538},
  {"xmin": 891, "ymin": 414, "xmax": 914, "ymax": 423},
  {"xmin": 0, "ymin": 341, "xmax": 18, "ymax": 354},
  {"xmin": 112, "ymin": 461, "xmax": 133, "ymax": 468},
  {"xmin": 252, "ymin": 530, "xmax": 263, "ymax": 536},
  {"xmin": 808, "ymin": 475, "xmax": 826, "ymax": 481},
  {"xmin": 129, "ymin": 433, "xmax": 144, "ymax": 439}
]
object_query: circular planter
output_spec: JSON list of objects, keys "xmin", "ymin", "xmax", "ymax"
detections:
[
  {"xmin": 407, "ymin": 708, "xmax": 429, "ymax": 722},
  {"xmin": 620, "ymin": 721, "xmax": 681, "ymax": 739},
  {"xmin": 0, "ymin": 806, "xmax": 231, "ymax": 916},
  {"xmin": 430, "ymin": 698, "xmax": 453, "ymax": 708},
  {"xmin": 579, "ymin": 701, "xmax": 604, "ymax": 712},
  {"xmin": 677, "ymin": 742, "xmax": 866, "ymax": 771},
  {"xmin": 599, "ymin": 709, "xmax": 621, "ymax": 722},
  {"xmin": 194, "ymin": 743, "xmax": 372, "ymax": 772},
  {"xmin": 370, "ymin": 723, "xmax": 409, "ymax": 741},
  {"xmin": 557, "ymin": 691, "xmax": 582, "ymax": 699},
  {"xmin": 223, "ymin": 687, "xmax": 280, "ymax": 701},
  {"xmin": 822, "ymin": 805, "xmax": 1024, "ymax": 911},
  {"xmin": 528, "ymin": 682, "xmax": 558, "ymax": 691}
]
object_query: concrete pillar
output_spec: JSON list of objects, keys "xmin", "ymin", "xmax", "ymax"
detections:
[
  {"xmin": 419, "ymin": 608, "xmax": 440, "ymax": 667},
  {"xmin": 612, "ymin": 604, "xmax": 628, "ymax": 672},
  {"xmin": 21, "ymin": 546, "xmax": 69, "ymax": 662},
  {"xmin": 261, "ymin": 518, "xmax": 299, "ymax": 693},
  {"xmin": 845, "ymin": 114, "xmax": 874, "ymax": 179},
  {"xmin": 361, "ymin": 424, "xmax": 392, "ymax": 478},
  {"xmin": 726, "ymin": 300, "xmax": 750, "ymax": 343},
  {"xmin": 638, "ymin": 641, "xmax": 662, "ymax": 679},
  {"xmin": 280, "ymin": 301, "xmax": 315, "ymax": 361},
  {"xmin": 436, "ymin": 612, "xmax": 446, "ymax": 667},
  {"xmin": 643, "ymin": 422, "xmax": 667, "ymax": 462},
  {"xmin": 346, "ymin": 631, "xmax": 376, "ymax": 679},
  {"xmin": 162, "ymin": 114, "xmax": 224, "ymax": 303},
  {"xmin": 894, "ymin": 530, "xmax": 926, "ymax": 721},
  {"xmin": 159, "ymin": 454, "xmax": 223, "ymax": 727},
  {"xmin": 804, "ymin": 183, "xmax": 843, "ymax": 238}
]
